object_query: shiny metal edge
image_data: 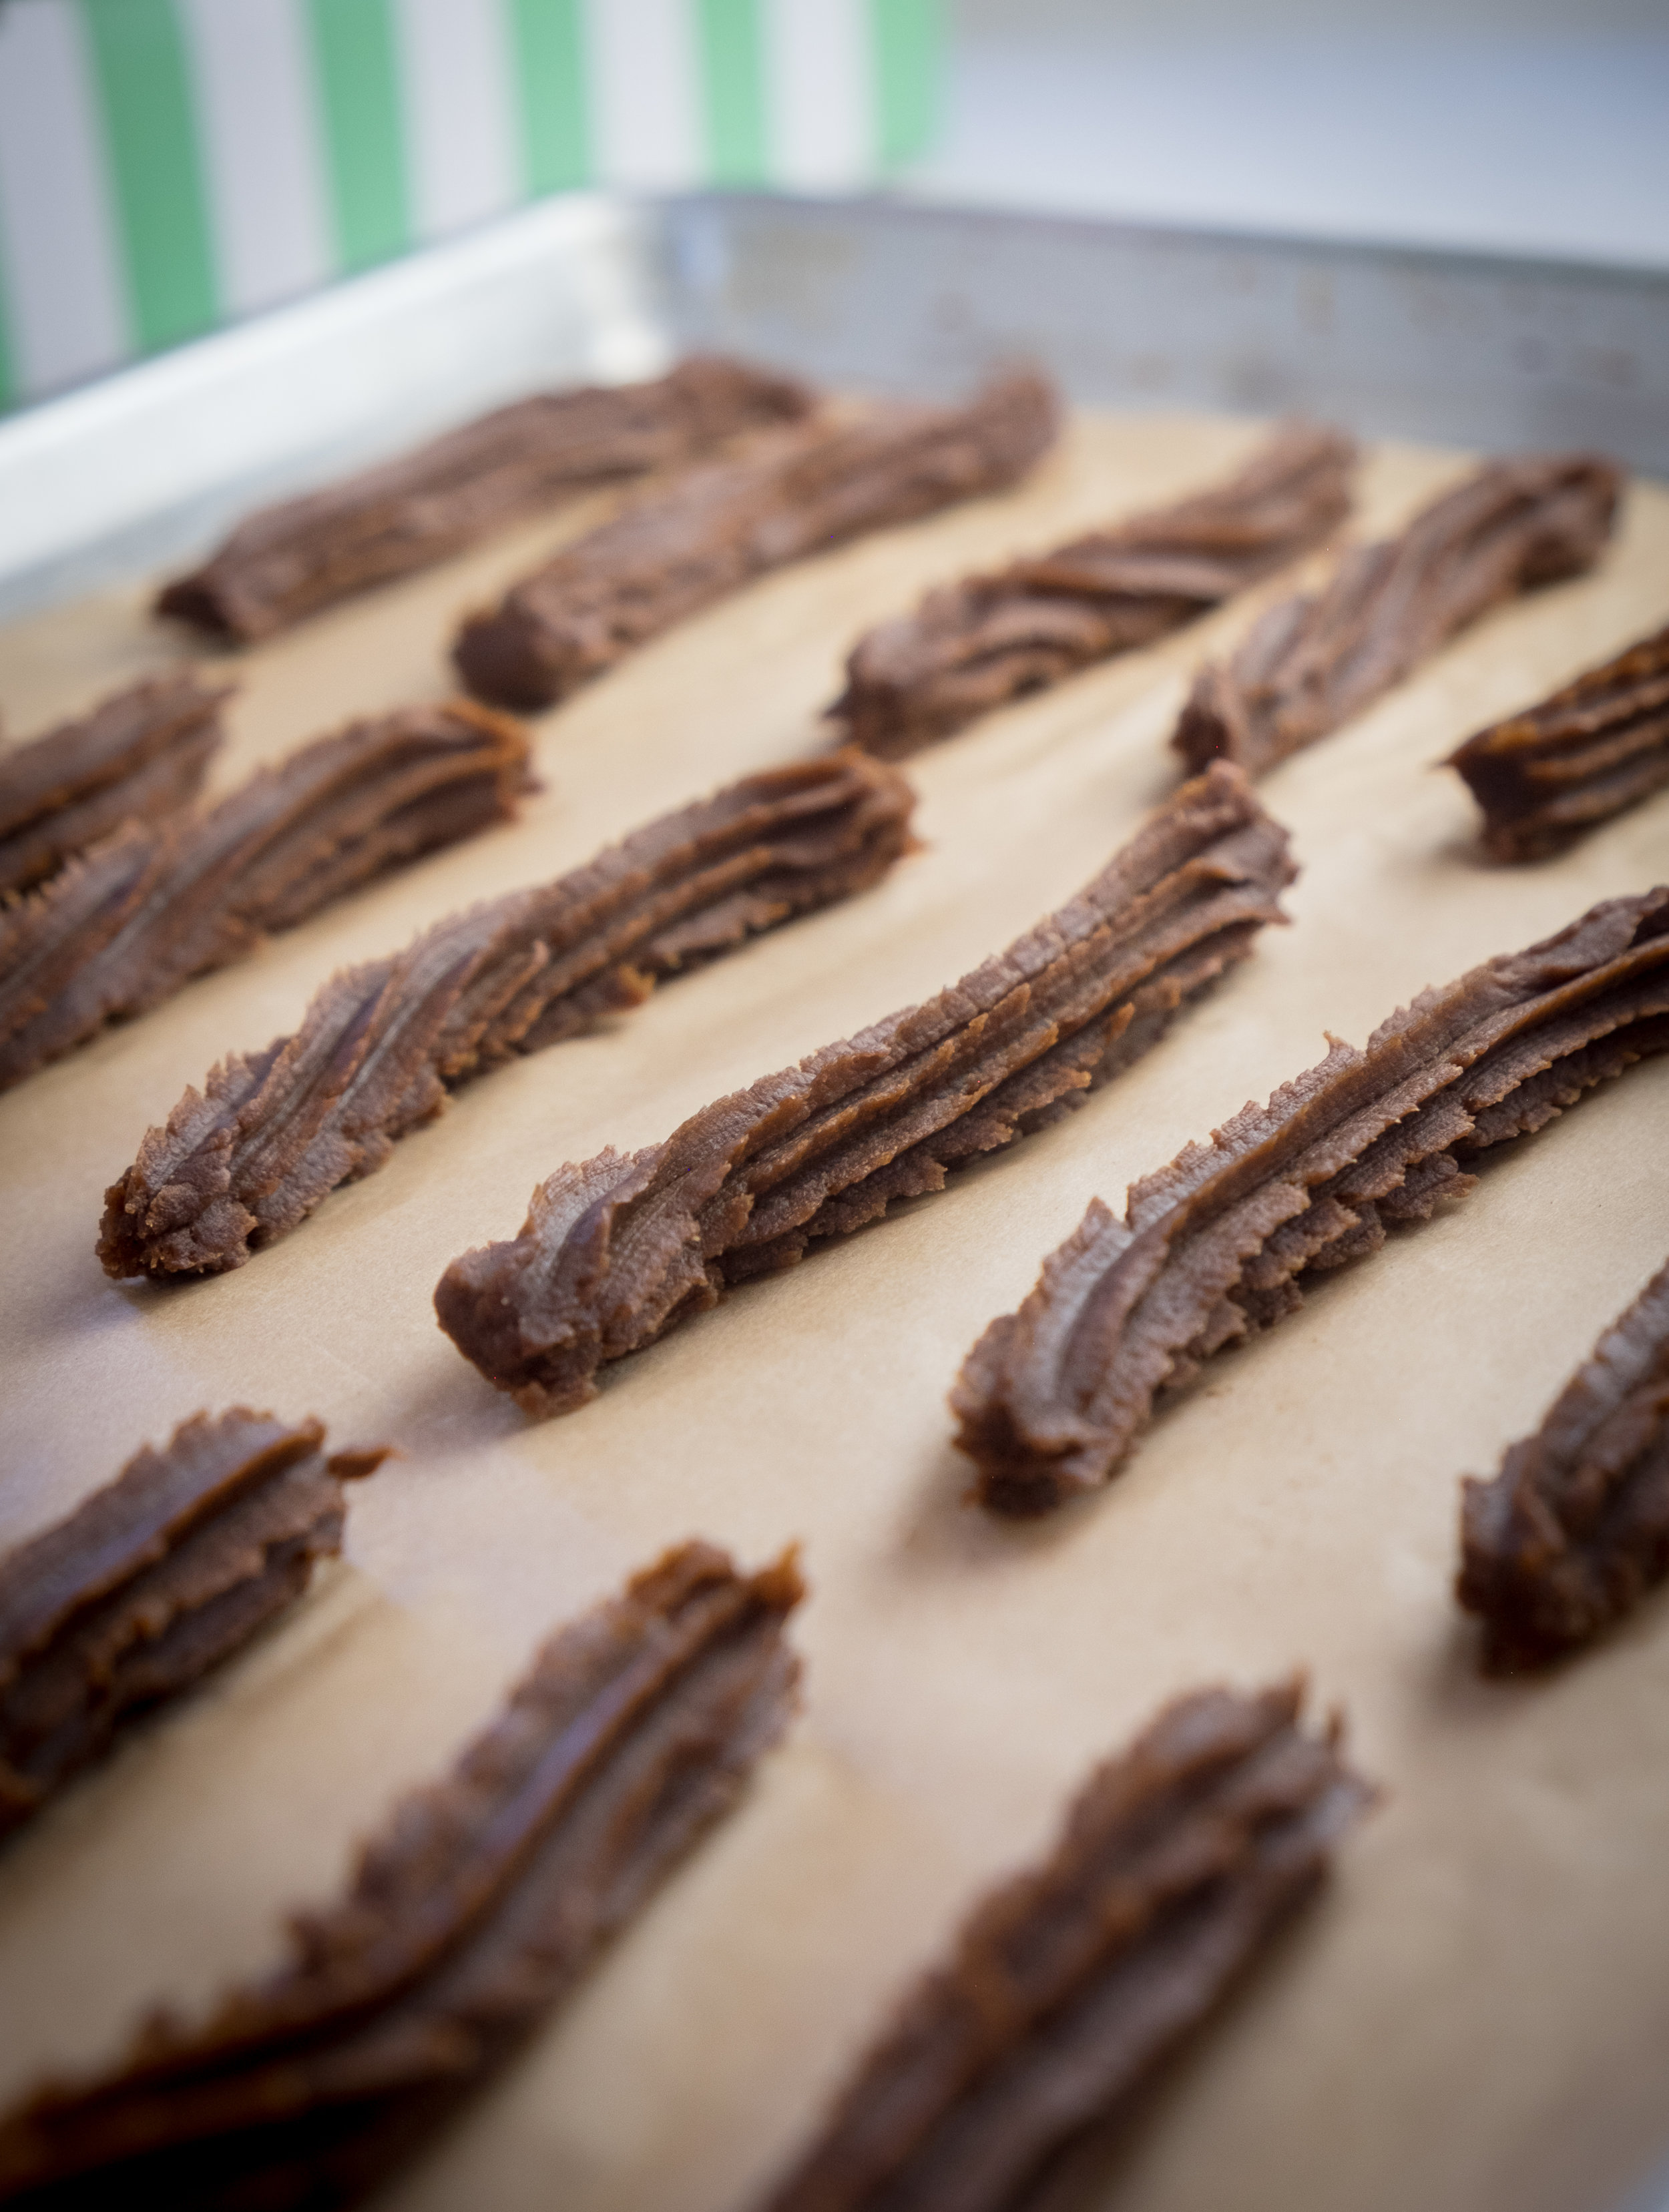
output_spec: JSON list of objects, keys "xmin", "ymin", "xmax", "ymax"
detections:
[
  {"xmin": 1, "ymin": 186, "xmax": 1666, "ymax": 619},
  {"xmin": 661, "ymin": 192, "xmax": 1669, "ymax": 468},
  {"xmin": 0, "ymin": 194, "xmax": 669, "ymax": 623}
]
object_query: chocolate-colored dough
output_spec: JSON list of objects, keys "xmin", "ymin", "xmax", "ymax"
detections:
[
  {"xmin": 762, "ymin": 1682, "xmax": 1371, "ymax": 2212},
  {"xmin": 0, "ymin": 1542, "xmax": 802, "ymax": 2211},
  {"xmin": 828, "ymin": 421, "xmax": 1357, "ymax": 760},
  {"xmin": 156, "ymin": 356, "xmax": 814, "ymax": 643},
  {"xmin": 99, "ymin": 752, "xmax": 915, "ymax": 1280},
  {"xmin": 955, "ymin": 887, "xmax": 1669, "ymax": 1515},
  {"xmin": 453, "ymin": 371, "xmax": 1061, "ymax": 710},
  {"xmin": 435, "ymin": 762, "xmax": 1294, "ymax": 1416},
  {"xmin": 0, "ymin": 700, "xmax": 530, "ymax": 1093},
  {"xmin": 1459, "ymin": 1256, "xmax": 1669, "ymax": 1670},
  {"xmin": 1448, "ymin": 621, "xmax": 1669, "ymax": 861},
  {"xmin": 1172, "ymin": 453, "xmax": 1621, "ymax": 778},
  {"xmin": 0, "ymin": 1410, "xmax": 384, "ymax": 1842},
  {"xmin": 0, "ymin": 675, "xmax": 228, "ymax": 896}
]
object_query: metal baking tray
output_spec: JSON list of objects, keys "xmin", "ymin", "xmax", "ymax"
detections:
[
  {"xmin": 2, "ymin": 188, "xmax": 1666, "ymax": 618},
  {"xmin": 2, "ymin": 190, "xmax": 1666, "ymax": 2212}
]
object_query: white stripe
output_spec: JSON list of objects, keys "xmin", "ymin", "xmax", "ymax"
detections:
[
  {"xmin": 177, "ymin": 0, "xmax": 333, "ymax": 317},
  {"xmin": 582, "ymin": 0, "xmax": 704, "ymax": 192},
  {"xmin": 393, "ymin": 0, "xmax": 520, "ymax": 240},
  {"xmin": 762, "ymin": 0, "xmax": 875, "ymax": 190},
  {"xmin": 0, "ymin": 0, "xmax": 130, "ymax": 398}
]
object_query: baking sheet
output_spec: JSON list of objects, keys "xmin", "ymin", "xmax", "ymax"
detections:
[{"xmin": 1, "ymin": 412, "xmax": 1667, "ymax": 2212}]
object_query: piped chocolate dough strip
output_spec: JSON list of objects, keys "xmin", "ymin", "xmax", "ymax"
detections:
[
  {"xmin": 1448, "ymin": 621, "xmax": 1669, "ymax": 862},
  {"xmin": 156, "ymin": 356, "xmax": 814, "ymax": 643},
  {"xmin": 100, "ymin": 752, "xmax": 915, "ymax": 1281},
  {"xmin": 0, "ymin": 701, "xmax": 530, "ymax": 1093},
  {"xmin": 1459, "ymin": 1256, "xmax": 1669, "ymax": 1671},
  {"xmin": 0, "ymin": 675, "xmax": 229, "ymax": 897},
  {"xmin": 435, "ymin": 763, "xmax": 1294, "ymax": 1417},
  {"xmin": 0, "ymin": 1410, "xmax": 385, "ymax": 1843},
  {"xmin": 762, "ymin": 1682, "xmax": 1371, "ymax": 2212},
  {"xmin": 828, "ymin": 420, "xmax": 1357, "ymax": 761},
  {"xmin": 1172, "ymin": 453, "xmax": 1622, "ymax": 778},
  {"xmin": 955, "ymin": 888, "xmax": 1669, "ymax": 1516},
  {"xmin": 0, "ymin": 1543, "xmax": 802, "ymax": 2212},
  {"xmin": 453, "ymin": 370, "xmax": 1060, "ymax": 710}
]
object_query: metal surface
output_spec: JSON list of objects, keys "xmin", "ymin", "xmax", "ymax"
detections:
[
  {"xmin": 0, "ymin": 184, "xmax": 1666, "ymax": 2212},
  {"xmin": 662, "ymin": 193, "xmax": 1669, "ymax": 468},
  {"xmin": 1, "ymin": 188, "xmax": 1665, "ymax": 623},
  {"xmin": 0, "ymin": 195, "xmax": 667, "ymax": 623}
]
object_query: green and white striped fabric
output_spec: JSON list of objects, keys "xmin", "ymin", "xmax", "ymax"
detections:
[{"xmin": 0, "ymin": 0, "xmax": 939, "ymax": 410}]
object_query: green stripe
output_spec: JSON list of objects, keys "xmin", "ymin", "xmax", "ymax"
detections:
[
  {"xmin": 79, "ymin": 0, "xmax": 219, "ymax": 352},
  {"xmin": 869, "ymin": 0, "xmax": 941, "ymax": 168},
  {"xmin": 304, "ymin": 0, "xmax": 410, "ymax": 272},
  {"xmin": 696, "ymin": 0, "xmax": 766, "ymax": 186},
  {"xmin": 506, "ymin": 0, "xmax": 590, "ymax": 196},
  {"xmin": 0, "ymin": 234, "xmax": 17, "ymax": 412}
]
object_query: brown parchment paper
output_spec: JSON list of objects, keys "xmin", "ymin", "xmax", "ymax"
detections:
[{"xmin": 1, "ymin": 412, "xmax": 1667, "ymax": 2212}]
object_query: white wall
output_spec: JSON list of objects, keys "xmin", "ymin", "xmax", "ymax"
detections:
[{"xmin": 915, "ymin": 0, "xmax": 1669, "ymax": 267}]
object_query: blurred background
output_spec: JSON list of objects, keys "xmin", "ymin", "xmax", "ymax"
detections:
[
  {"xmin": 0, "ymin": 0, "xmax": 1664, "ymax": 412},
  {"xmin": 922, "ymin": 0, "xmax": 1669, "ymax": 264}
]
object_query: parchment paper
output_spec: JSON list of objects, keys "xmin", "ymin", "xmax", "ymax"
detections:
[{"xmin": 1, "ymin": 412, "xmax": 1666, "ymax": 2212}]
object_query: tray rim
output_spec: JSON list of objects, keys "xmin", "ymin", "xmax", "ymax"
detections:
[{"xmin": 3, "ymin": 185, "xmax": 1666, "ymax": 624}]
